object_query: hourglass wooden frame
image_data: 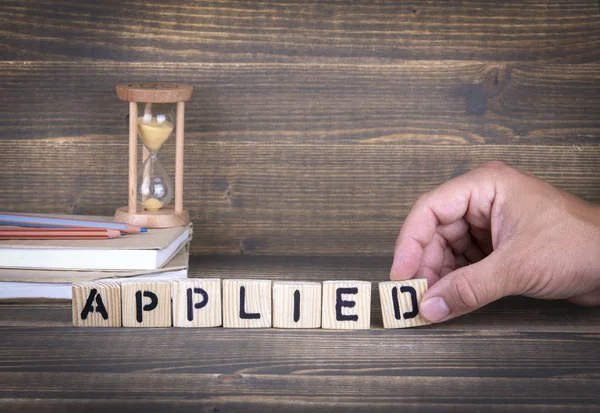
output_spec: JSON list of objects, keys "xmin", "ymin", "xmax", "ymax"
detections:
[{"xmin": 114, "ymin": 82, "xmax": 193, "ymax": 228}]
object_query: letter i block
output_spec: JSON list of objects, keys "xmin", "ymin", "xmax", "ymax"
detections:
[
  {"xmin": 322, "ymin": 281, "xmax": 371, "ymax": 330},
  {"xmin": 121, "ymin": 281, "xmax": 172, "ymax": 327},
  {"xmin": 379, "ymin": 279, "xmax": 430, "ymax": 329},
  {"xmin": 72, "ymin": 281, "xmax": 122, "ymax": 327},
  {"xmin": 172, "ymin": 279, "xmax": 222, "ymax": 327},
  {"xmin": 223, "ymin": 279, "xmax": 272, "ymax": 328},
  {"xmin": 273, "ymin": 281, "xmax": 322, "ymax": 328}
]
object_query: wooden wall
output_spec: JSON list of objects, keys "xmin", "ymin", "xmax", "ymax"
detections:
[{"xmin": 1, "ymin": 0, "xmax": 599, "ymax": 256}]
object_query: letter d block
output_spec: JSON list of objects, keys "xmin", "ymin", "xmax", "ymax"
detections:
[
  {"xmin": 72, "ymin": 281, "xmax": 122, "ymax": 327},
  {"xmin": 121, "ymin": 281, "xmax": 172, "ymax": 327},
  {"xmin": 223, "ymin": 279, "xmax": 272, "ymax": 328},
  {"xmin": 273, "ymin": 281, "xmax": 322, "ymax": 328},
  {"xmin": 379, "ymin": 280, "xmax": 430, "ymax": 329},
  {"xmin": 172, "ymin": 279, "xmax": 222, "ymax": 327},
  {"xmin": 322, "ymin": 281, "xmax": 371, "ymax": 330}
]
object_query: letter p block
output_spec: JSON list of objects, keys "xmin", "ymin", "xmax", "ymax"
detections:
[{"xmin": 172, "ymin": 279, "xmax": 222, "ymax": 327}]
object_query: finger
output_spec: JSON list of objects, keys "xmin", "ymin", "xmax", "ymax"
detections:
[
  {"xmin": 437, "ymin": 219, "xmax": 486, "ymax": 264},
  {"xmin": 419, "ymin": 251, "xmax": 515, "ymax": 323},
  {"xmin": 450, "ymin": 231, "xmax": 486, "ymax": 264},
  {"xmin": 390, "ymin": 166, "xmax": 498, "ymax": 281},
  {"xmin": 440, "ymin": 246, "xmax": 457, "ymax": 277},
  {"xmin": 454, "ymin": 254, "xmax": 469, "ymax": 268},
  {"xmin": 568, "ymin": 289, "xmax": 600, "ymax": 307}
]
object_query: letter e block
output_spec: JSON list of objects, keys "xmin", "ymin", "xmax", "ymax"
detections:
[
  {"xmin": 223, "ymin": 279, "xmax": 272, "ymax": 328},
  {"xmin": 121, "ymin": 281, "xmax": 172, "ymax": 327},
  {"xmin": 379, "ymin": 279, "xmax": 430, "ymax": 329},
  {"xmin": 322, "ymin": 281, "xmax": 371, "ymax": 330},
  {"xmin": 273, "ymin": 281, "xmax": 322, "ymax": 328},
  {"xmin": 72, "ymin": 280, "xmax": 122, "ymax": 327},
  {"xmin": 172, "ymin": 279, "xmax": 222, "ymax": 327}
]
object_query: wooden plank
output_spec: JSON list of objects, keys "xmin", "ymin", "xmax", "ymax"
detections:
[
  {"xmin": 1, "ymin": 0, "xmax": 599, "ymax": 63},
  {"xmin": 0, "ymin": 140, "xmax": 598, "ymax": 255},
  {"xmin": 1, "ymin": 373, "xmax": 600, "ymax": 412},
  {"xmin": 1, "ymin": 62, "xmax": 600, "ymax": 145},
  {"xmin": 1, "ymin": 327, "xmax": 600, "ymax": 376},
  {"xmin": 1, "ymin": 399, "xmax": 598, "ymax": 413},
  {"xmin": 1, "ymin": 323, "xmax": 600, "ymax": 411}
]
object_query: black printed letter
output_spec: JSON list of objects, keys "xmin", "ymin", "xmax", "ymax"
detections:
[
  {"xmin": 187, "ymin": 287, "xmax": 209, "ymax": 321},
  {"xmin": 391, "ymin": 286, "xmax": 419, "ymax": 320},
  {"xmin": 80, "ymin": 288, "xmax": 109, "ymax": 320},
  {"xmin": 293, "ymin": 289, "xmax": 301, "ymax": 322},
  {"xmin": 335, "ymin": 287, "xmax": 359, "ymax": 322},
  {"xmin": 135, "ymin": 290, "xmax": 158, "ymax": 323},
  {"xmin": 400, "ymin": 286, "xmax": 419, "ymax": 320},
  {"xmin": 239, "ymin": 286, "xmax": 260, "ymax": 319}
]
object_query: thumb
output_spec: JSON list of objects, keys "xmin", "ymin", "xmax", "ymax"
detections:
[{"xmin": 419, "ymin": 252, "xmax": 513, "ymax": 323}]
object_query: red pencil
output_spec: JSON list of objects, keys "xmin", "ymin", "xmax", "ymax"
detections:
[{"xmin": 0, "ymin": 227, "xmax": 122, "ymax": 240}]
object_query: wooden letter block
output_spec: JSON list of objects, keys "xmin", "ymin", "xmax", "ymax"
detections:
[
  {"xmin": 72, "ymin": 280, "xmax": 122, "ymax": 327},
  {"xmin": 121, "ymin": 280, "xmax": 171, "ymax": 327},
  {"xmin": 172, "ymin": 279, "xmax": 222, "ymax": 327},
  {"xmin": 272, "ymin": 281, "xmax": 322, "ymax": 329},
  {"xmin": 379, "ymin": 279, "xmax": 430, "ymax": 329},
  {"xmin": 223, "ymin": 279, "xmax": 272, "ymax": 328},
  {"xmin": 322, "ymin": 281, "xmax": 371, "ymax": 330}
]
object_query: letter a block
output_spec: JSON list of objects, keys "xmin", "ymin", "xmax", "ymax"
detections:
[
  {"xmin": 379, "ymin": 279, "xmax": 430, "ymax": 329},
  {"xmin": 121, "ymin": 281, "xmax": 172, "ymax": 327},
  {"xmin": 72, "ymin": 281, "xmax": 122, "ymax": 327},
  {"xmin": 273, "ymin": 281, "xmax": 322, "ymax": 328},
  {"xmin": 223, "ymin": 279, "xmax": 272, "ymax": 328},
  {"xmin": 322, "ymin": 281, "xmax": 371, "ymax": 330},
  {"xmin": 172, "ymin": 279, "xmax": 222, "ymax": 327}
]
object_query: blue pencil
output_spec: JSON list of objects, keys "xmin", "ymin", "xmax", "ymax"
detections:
[{"xmin": 0, "ymin": 213, "xmax": 147, "ymax": 233}]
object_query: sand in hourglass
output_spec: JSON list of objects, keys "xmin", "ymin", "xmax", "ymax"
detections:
[{"xmin": 137, "ymin": 117, "xmax": 174, "ymax": 211}]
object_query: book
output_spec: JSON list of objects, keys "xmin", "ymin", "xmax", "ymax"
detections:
[
  {"xmin": 0, "ymin": 215, "xmax": 192, "ymax": 271},
  {"xmin": 0, "ymin": 248, "xmax": 189, "ymax": 300}
]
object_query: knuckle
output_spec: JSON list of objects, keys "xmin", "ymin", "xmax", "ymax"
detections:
[
  {"xmin": 478, "ymin": 160, "xmax": 507, "ymax": 171},
  {"xmin": 451, "ymin": 273, "xmax": 484, "ymax": 310}
]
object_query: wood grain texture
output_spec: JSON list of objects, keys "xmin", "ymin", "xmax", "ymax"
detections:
[
  {"xmin": 172, "ymin": 278, "xmax": 222, "ymax": 328},
  {"xmin": 121, "ymin": 280, "xmax": 172, "ymax": 327},
  {"xmin": 1, "ymin": 62, "xmax": 600, "ymax": 146},
  {"xmin": 71, "ymin": 280, "xmax": 121, "ymax": 327},
  {"xmin": 2, "ymin": 299, "xmax": 600, "ymax": 412},
  {"xmin": 1, "ymin": 0, "xmax": 599, "ymax": 63},
  {"xmin": 272, "ymin": 281, "xmax": 322, "ymax": 328},
  {"xmin": 1, "ymin": 140, "xmax": 597, "ymax": 255},
  {"xmin": 223, "ymin": 279, "xmax": 272, "ymax": 328},
  {"xmin": 322, "ymin": 280, "xmax": 371, "ymax": 329},
  {"xmin": 379, "ymin": 280, "xmax": 430, "ymax": 329}
]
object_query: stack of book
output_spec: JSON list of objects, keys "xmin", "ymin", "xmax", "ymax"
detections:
[{"xmin": 0, "ymin": 213, "xmax": 192, "ymax": 300}]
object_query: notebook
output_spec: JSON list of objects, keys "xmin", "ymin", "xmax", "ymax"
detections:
[
  {"xmin": 0, "ymin": 248, "xmax": 189, "ymax": 300},
  {"xmin": 0, "ymin": 218, "xmax": 192, "ymax": 271}
]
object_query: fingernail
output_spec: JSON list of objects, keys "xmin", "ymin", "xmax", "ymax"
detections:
[{"xmin": 421, "ymin": 297, "xmax": 450, "ymax": 322}]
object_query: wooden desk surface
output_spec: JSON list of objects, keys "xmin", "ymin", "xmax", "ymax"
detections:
[{"xmin": 1, "ymin": 256, "xmax": 599, "ymax": 412}]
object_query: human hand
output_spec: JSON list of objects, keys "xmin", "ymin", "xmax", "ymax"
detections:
[{"xmin": 390, "ymin": 161, "xmax": 600, "ymax": 323}]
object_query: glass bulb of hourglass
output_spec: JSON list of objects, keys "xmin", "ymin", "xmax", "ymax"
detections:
[
  {"xmin": 136, "ymin": 102, "xmax": 175, "ymax": 212},
  {"xmin": 138, "ymin": 153, "xmax": 173, "ymax": 211}
]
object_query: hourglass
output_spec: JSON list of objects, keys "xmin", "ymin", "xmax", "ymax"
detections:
[{"xmin": 114, "ymin": 82, "xmax": 193, "ymax": 228}]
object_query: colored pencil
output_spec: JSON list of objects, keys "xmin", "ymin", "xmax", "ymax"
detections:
[
  {"xmin": 0, "ymin": 227, "xmax": 122, "ymax": 240},
  {"xmin": 0, "ymin": 213, "xmax": 147, "ymax": 233}
]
